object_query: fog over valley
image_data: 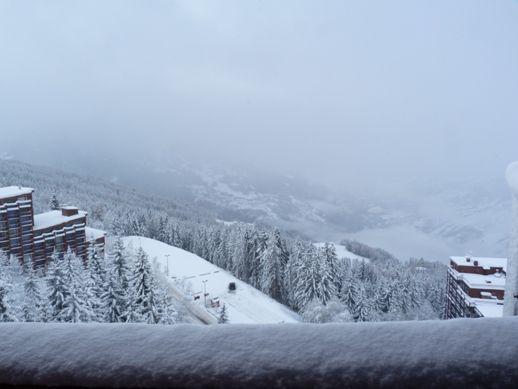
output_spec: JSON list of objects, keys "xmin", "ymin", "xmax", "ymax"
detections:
[{"xmin": 1, "ymin": 0, "xmax": 517, "ymax": 261}]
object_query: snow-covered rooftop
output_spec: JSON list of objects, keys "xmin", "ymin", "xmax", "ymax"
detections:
[
  {"xmin": 459, "ymin": 272, "xmax": 506, "ymax": 291},
  {"xmin": 0, "ymin": 185, "xmax": 33, "ymax": 199},
  {"xmin": 450, "ymin": 256, "xmax": 507, "ymax": 272},
  {"xmin": 34, "ymin": 210, "xmax": 87, "ymax": 230},
  {"xmin": 473, "ymin": 299, "xmax": 504, "ymax": 318},
  {"xmin": 86, "ymin": 227, "xmax": 107, "ymax": 241}
]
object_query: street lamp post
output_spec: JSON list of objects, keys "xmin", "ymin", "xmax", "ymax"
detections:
[{"xmin": 202, "ymin": 280, "xmax": 208, "ymax": 307}]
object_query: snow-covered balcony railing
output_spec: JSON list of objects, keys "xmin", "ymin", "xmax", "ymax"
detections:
[{"xmin": 1, "ymin": 318, "xmax": 518, "ymax": 388}]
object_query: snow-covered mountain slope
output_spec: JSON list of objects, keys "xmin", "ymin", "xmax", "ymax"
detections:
[
  {"xmin": 127, "ymin": 155, "xmax": 513, "ymax": 262},
  {"xmin": 313, "ymin": 242, "xmax": 369, "ymax": 262},
  {"xmin": 123, "ymin": 236, "xmax": 301, "ymax": 324}
]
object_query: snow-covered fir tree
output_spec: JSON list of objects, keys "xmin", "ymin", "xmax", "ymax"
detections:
[
  {"xmin": 101, "ymin": 272, "xmax": 125, "ymax": 323},
  {"xmin": 218, "ymin": 304, "xmax": 229, "ymax": 324},
  {"xmin": 85, "ymin": 246, "xmax": 107, "ymax": 317},
  {"xmin": 58, "ymin": 250, "xmax": 96, "ymax": 323},
  {"xmin": 0, "ymin": 282, "xmax": 13, "ymax": 322},
  {"xmin": 294, "ymin": 244, "xmax": 337, "ymax": 309},
  {"xmin": 22, "ymin": 262, "xmax": 43, "ymax": 322},
  {"xmin": 129, "ymin": 247, "xmax": 160, "ymax": 324},
  {"xmin": 45, "ymin": 252, "xmax": 68, "ymax": 321},
  {"xmin": 258, "ymin": 229, "xmax": 285, "ymax": 301},
  {"xmin": 0, "ymin": 252, "xmax": 14, "ymax": 322},
  {"xmin": 49, "ymin": 193, "xmax": 60, "ymax": 210},
  {"xmin": 302, "ymin": 298, "xmax": 351, "ymax": 323}
]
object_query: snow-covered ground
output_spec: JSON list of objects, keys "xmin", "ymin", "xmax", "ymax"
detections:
[
  {"xmin": 123, "ymin": 237, "xmax": 301, "ymax": 324},
  {"xmin": 1, "ymin": 318, "xmax": 518, "ymax": 388},
  {"xmin": 314, "ymin": 242, "xmax": 368, "ymax": 262}
]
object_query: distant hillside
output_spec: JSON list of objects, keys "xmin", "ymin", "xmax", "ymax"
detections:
[
  {"xmin": 36, "ymin": 151, "xmax": 511, "ymax": 262},
  {"xmin": 0, "ymin": 159, "xmax": 215, "ymax": 232}
]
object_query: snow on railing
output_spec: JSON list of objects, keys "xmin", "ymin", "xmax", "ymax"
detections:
[{"xmin": 1, "ymin": 318, "xmax": 518, "ymax": 388}]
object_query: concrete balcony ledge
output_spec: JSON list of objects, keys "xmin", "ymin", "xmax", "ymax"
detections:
[{"xmin": 1, "ymin": 318, "xmax": 518, "ymax": 388}]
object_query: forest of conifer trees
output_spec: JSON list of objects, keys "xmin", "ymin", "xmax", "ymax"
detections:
[
  {"xmin": 0, "ymin": 160, "xmax": 446, "ymax": 324},
  {"xmin": 0, "ymin": 240, "xmax": 177, "ymax": 324}
]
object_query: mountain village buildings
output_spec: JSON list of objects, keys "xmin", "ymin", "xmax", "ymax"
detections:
[
  {"xmin": 0, "ymin": 186, "xmax": 106, "ymax": 267},
  {"xmin": 445, "ymin": 255, "xmax": 506, "ymax": 318}
]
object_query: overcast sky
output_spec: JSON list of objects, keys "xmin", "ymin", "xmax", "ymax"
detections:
[{"xmin": 1, "ymin": 0, "xmax": 517, "ymax": 190}]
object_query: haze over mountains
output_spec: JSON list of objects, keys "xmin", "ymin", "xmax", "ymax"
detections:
[
  {"xmin": 1, "ymin": 0, "xmax": 517, "ymax": 262},
  {"xmin": 97, "ymin": 157, "xmax": 514, "ymax": 262},
  {"xmin": 1, "ymin": 153, "xmax": 511, "ymax": 262}
]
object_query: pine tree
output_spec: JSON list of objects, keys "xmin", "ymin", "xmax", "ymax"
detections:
[
  {"xmin": 111, "ymin": 215, "xmax": 125, "ymax": 237},
  {"xmin": 107, "ymin": 239, "xmax": 131, "ymax": 321},
  {"xmin": 130, "ymin": 247, "xmax": 160, "ymax": 324},
  {"xmin": 218, "ymin": 304, "xmax": 229, "ymax": 324},
  {"xmin": 214, "ymin": 239, "xmax": 228, "ymax": 270},
  {"xmin": 353, "ymin": 284, "xmax": 372, "ymax": 322},
  {"xmin": 0, "ymin": 283, "xmax": 13, "ymax": 322},
  {"xmin": 294, "ymin": 245, "xmax": 337, "ymax": 310},
  {"xmin": 58, "ymin": 250, "xmax": 96, "ymax": 323},
  {"xmin": 1, "ymin": 254, "xmax": 25, "ymax": 321},
  {"xmin": 0, "ymin": 253, "xmax": 14, "ymax": 322},
  {"xmin": 101, "ymin": 272, "xmax": 125, "ymax": 322},
  {"xmin": 283, "ymin": 242, "xmax": 303, "ymax": 309},
  {"xmin": 45, "ymin": 252, "xmax": 69, "ymax": 321},
  {"xmin": 86, "ymin": 246, "xmax": 107, "ymax": 317},
  {"xmin": 22, "ymin": 262, "xmax": 43, "ymax": 322},
  {"xmin": 111, "ymin": 237, "xmax": 130, "ymax": 291},
  {"xmin": 340, "ymin": 269, "xmax": 358, "ymax": 313},
  {"xmin": 320, "ymin": 242, "xmax": 340, "ymax": 290},
  {"xmin": 156, "ymin": 287, "xmax": 176, "ymax": 325},
  {"xmin": 49, "ymin": 194, "xmax": 60, "ymax": 210},
  {"xmin": 238, "ymin": 227, "xmax": 254, "ymax": 281},
  {"xmin": 258, "ymin": 229, "xmax": 284, "ymax": 300}
]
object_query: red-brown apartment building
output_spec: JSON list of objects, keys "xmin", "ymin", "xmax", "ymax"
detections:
[
  {"xmin": 445, "ymin": 255, "xmax": 506, "ymax": 318},
  {"xmin": 0, "ymin": 186, "xmax": 106, "ymax": 267}
]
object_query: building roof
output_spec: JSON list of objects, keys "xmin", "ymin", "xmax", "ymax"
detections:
[
  {"xmin": 85, "ymin": 227, "xmax": 107, "ymax": 241},
  {"xmin": 459, "ymin": 272, "xmax": 506, "ymax": 290},
  {"xmin": 450, "ymin": 256, "xmax": 507, "ymax": 272},
  {"xmin": 33, "ymin": 210, "xmax": 87, "ymax": 230},
  {"xmin": 472, "ymin": 299, "xmax": 504, "ymax": 318},
  {"xmin": 0, "ymin": 186, "xmax": 34, "ymax": 199}
]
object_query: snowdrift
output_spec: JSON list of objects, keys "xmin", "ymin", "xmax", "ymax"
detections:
[
  {"xmin": 123, "ymin": 236, "xmax": 301, "ymax": 324},
  {"xmin": 1, "ymin": 318, "xmax": 517, "ymax": 388}
]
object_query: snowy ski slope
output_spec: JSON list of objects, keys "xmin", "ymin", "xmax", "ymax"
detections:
[
  {"xmin": 314, "ymin": 242, "xmax": 369, "ymax": 262},
  {"xmin": 123, "ymin": 236, "xmax": 301, "ymax": 324}
]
